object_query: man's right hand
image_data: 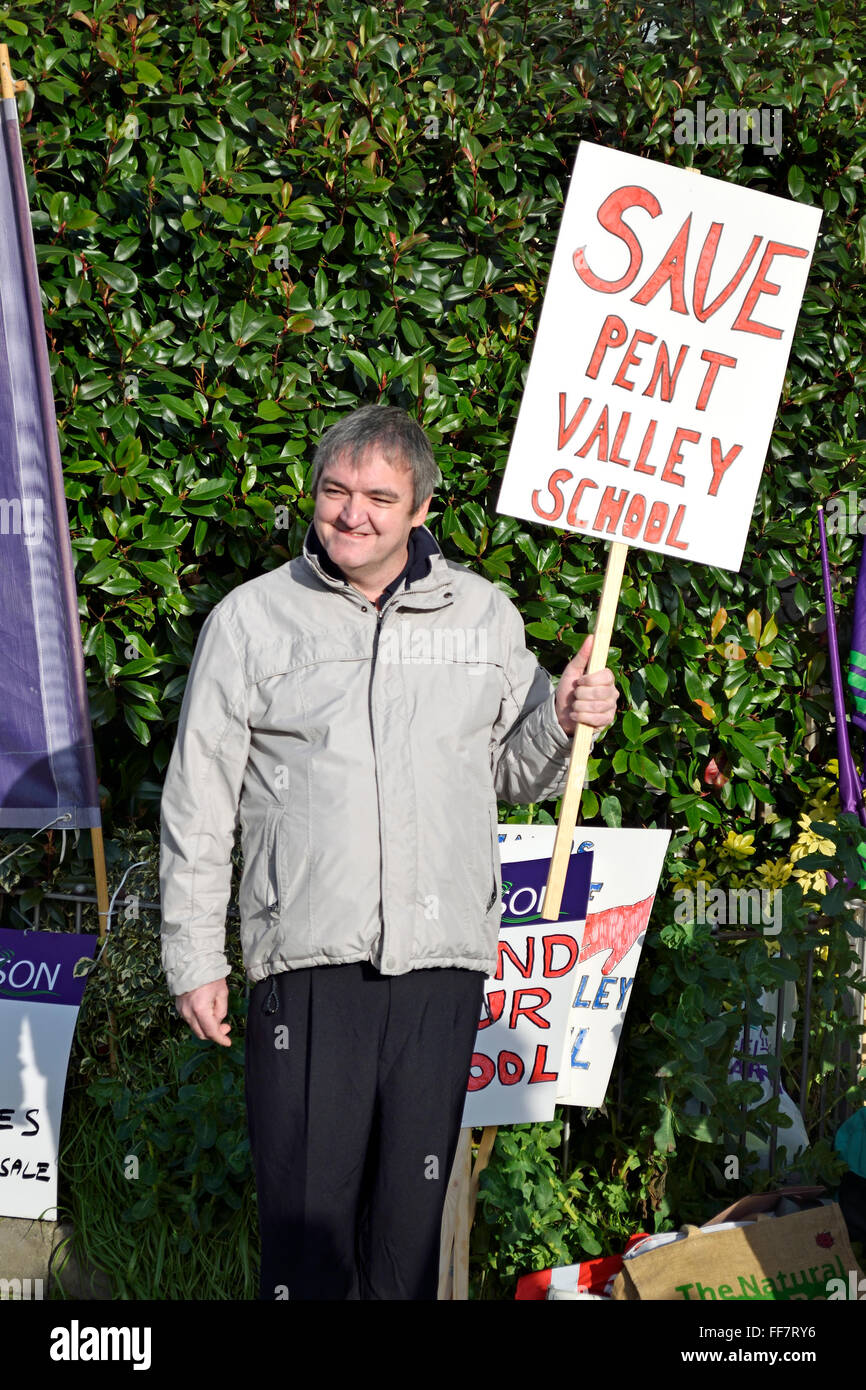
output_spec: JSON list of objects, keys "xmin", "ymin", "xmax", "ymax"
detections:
[{"xmin": 175, "ymin": 977, "xmax": 232, "ymax": 1047}]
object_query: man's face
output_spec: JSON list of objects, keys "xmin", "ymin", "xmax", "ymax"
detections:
[{"xmin": 313, "ymin": 447, "xmax": 431, "ymax": 590}]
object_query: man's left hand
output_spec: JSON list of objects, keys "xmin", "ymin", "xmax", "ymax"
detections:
[{"xmin": 554, "ymin": 635, "xmax": 619, "ymax": 737}]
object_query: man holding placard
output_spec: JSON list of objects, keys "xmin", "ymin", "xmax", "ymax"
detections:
[{"xmin": 159, "ymin": 403, "xmax": 618, "ymax": 1300}]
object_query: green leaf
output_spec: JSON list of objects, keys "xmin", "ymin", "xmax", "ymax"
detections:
[
  {"xmin": 96, "ymin": 263, "xmax": 138, "ymax": 295},
  {"xmin": 345, "ymin": 349, "xmax": 379, "ymax": 384},
  {"xmin": 787, "ymin": 167, "xmax": 806, "ymax": 198},
  {"xmin": 155, "ymin": 394, "xmax": 200, "ymax": 423},
  {"xmin": 728, "ymin": 731, "xmax": 768, "ymax": 769},
  {"xmin": 179, "ymin": 146, "xmax": 205, "ymax": 192},
  {"xmin": 654, "ymin": 1106, "xmax": 676, "ymax": 1154},
  {"xmin": 187, "ymin": 477, "xmax": 233, "ymax": 501},
  {"xmin": 462, "ymin": 255, "xmax": 487, "ymax": 290},
  {"xmin": 228, "ymin": 303, "xmax": 275, "ymax": 345},
  {"xmin": 629, "ymin": 752, "xmax": 666, "ymax": 790},
  {"xmin": 623, "ymin": 710, "xmax": 642, "ymax": 743},
  {"xmin": 526, "ymin": 620, "xmax": 559, "ymax": 641}
]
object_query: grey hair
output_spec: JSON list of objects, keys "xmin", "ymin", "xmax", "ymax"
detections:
[{"xmin": 311, "ymin": 404, "xmax": 441, "ymax": 511}]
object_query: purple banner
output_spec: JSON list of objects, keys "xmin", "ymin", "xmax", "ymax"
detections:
[
  {"xmin": 0, "ymin": 927, "xmax": 98, "ymax": 1007},
  {"xmin": 0, "ymin": 94, "xmax": 100, "ymax": 829}
]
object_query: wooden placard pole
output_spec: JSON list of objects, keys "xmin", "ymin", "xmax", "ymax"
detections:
[
  {"xmin": 0, "ymin": 44, "xmax": 28, "ymax": 97},
  {"xmin": 0, "ymin": 44, "xmax": 12, "ymax": 99},
  {"xmin": 438, "ymin": 1125, "xmax": 498, "ymax": 1299},
  {"xmin": 541, "ymin": 539, "xmax": 628, "ymax": 921}
]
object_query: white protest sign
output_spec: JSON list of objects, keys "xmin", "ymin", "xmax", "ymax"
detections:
[
  {"xmin": 556, "ymin": 827, "xmax": 670, "ymax": 1106},
  {"xmin": 497, "ymin": 141, "xmax": 822, "ymax": 571},
  {"xmin": 728, "ymin": 985, "xmax": 808, "ymax": 1166},
  {"xmin": 0, "ymin": 928, "xmax": 97, "ymax": 1219},
  {"xmin": 461, "ymin": 837, "xmax": 593, "ymax": 1128},
  {"xmin": 485, "ymin": 827, "xmax": 669, "ymax": 1107}
]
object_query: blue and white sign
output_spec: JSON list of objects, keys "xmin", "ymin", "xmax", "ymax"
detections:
[{"xmin": 0, "ymin": 927, "xmax": 97, "ymax": 1219}]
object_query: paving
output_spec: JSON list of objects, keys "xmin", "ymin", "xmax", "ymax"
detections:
[{"xmin": 0, "ymin": 1216, "xmax": 113, "ymax": 1298}]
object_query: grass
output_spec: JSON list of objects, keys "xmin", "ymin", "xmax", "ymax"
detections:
[{"xmin": 54, "ymin": 1035, "xmax": 260, "ymax": 1301}]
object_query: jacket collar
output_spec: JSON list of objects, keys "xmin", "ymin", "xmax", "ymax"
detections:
[{"xmin": 301, "ymin": 521, "xmax": 454, "ymax": 609}]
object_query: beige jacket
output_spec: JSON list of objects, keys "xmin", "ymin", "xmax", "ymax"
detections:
[{"xmin": 159, "ymin": 524, "xmax": 585, "ymax": 996}]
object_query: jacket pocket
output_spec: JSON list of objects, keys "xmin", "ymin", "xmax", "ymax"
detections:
[
  {"xmin": 264, "ymin": 806, "xmax": 285, "ymax": 921},
  {"xmin": 485, "ymin": 802, "xmax": 500, "ymax": 915}
]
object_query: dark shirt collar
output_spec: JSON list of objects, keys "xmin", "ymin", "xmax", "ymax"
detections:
[{"xmin": 306, "ymin": 523, "xmax": 439, "ymax": 609}]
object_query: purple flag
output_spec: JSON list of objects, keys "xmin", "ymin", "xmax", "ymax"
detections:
[
  {"xmin": 818, "ymin": 507, "xmax": 866, "ymax": 824},
  {"xmin": 846, "ymin": 537, "xmax": 866, "ymax": 739},
  {"xmin": 0, "ymin": 91, "xmax": 100, "ymax": 829}
]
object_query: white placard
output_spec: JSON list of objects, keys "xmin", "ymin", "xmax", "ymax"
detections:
[
  {"xmin": 497, "ymin": 141, "xmax": 822, "ymax": 571},
  {"xmin": 461, "ymin": 834, "xmax": 593, "ymax": 1128},
  {"xmin": 0, "ymin": 929, "xmax": 97, "ymax": 1219},
  {"xmin": 475, "ymin": 827, "xmax": 670, "ymax": 1108}
]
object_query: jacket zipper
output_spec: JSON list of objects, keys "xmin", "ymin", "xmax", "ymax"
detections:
[
  {"xmin": 368, "ymin": 606, "xmax": 387, "ymax": 955},
  {"xmin": 486, "ymin": 802, "xmax": 499, "ymax": 912},
  {"xmin": 263, "ymin": 974, "xmax": 278, "ymax": 1015},
  {"xmin": 267, "ymin": 810, "xmax": 281, "ymax": 920}
]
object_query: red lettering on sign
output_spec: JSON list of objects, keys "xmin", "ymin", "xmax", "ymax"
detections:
[
  {"xmin": 634, "ymin": 419, "xmax": 657, "ymax": 475},
  {"xmin": 497, "ymin": 1051, "xmax": 524, "ymax": 1085},
  {"xmin": 612, "ymin": 330, "xmax": 657, "ymax": 391},
  {"xmin": 531, "ymin": 468, "xmax": 571, "ymax": 522},
  {"xmin": 509, "ymin": 987, "xmax": 552, "ymax": 1030},
  {"xmin": 622, "ymin": 494, "xmax": 646, "ymax": 538},
  {"xmin": 467, "ymin": 1052, "xmax": 496, "ymax": 1090},
  {"xmin": 572, "ymin": 185, "xmax": 662, "ymax": 294},
  {"xmin": 497, "ymin": 939, "xmax": 535, "ymax": 979},
  {"xmin": 593, "ymin": 486, "xmax": 629, "ymax": 535},
  {"xmin": 575, "ymin": 406, "xmax": 610, "ymax": 461},
  {"xmin": 643, "ymin": 500, "xmax": 668, "ymax": 545},
  {"xmin": 586, "ymin": 315, "xmax": 628, "ymax": 379},
  {"xmin": 528, "ymin": 1045, "xmax": 558, "ymax": 1085},
  {"xmin": 477, "ymin": 989, "xmax": 505, "ymax": 1030},
  {"xmin": 566, "ymin": 478, "xmax": 599, "ymax": 527},
  {"xmin": 660, "ymin": 427, "xmax": 700, "ymax": 487},
  {"xmin": 693, "ymin": 224, "xmax": 761, "ymax": 322},
  {"xmin": 558, "ymin": 394, "xmax": 592, "ymax": 450},
  {"xmin": 542, "ymin": 934, "xmax": 580, "ymax": 977},
  {"xmin": 695, "ymin": 349, "xmax": 737, "ymax": 411},
  {"xmin": 631, "ymin": 214, "xmax": 691, "ymax": 314},
  {"xmin": 731, "ymin": 240, "xmax": 809, "ymax": 339},
  {"xmin": 643, "ymin": 341, "xmax": 689, "ymax": 403},
  {"xmin": 666, "ymin": 504, "xmax": 689, "ymax": 551},
  {"xmin": 610, "ymin": 412, "xmax": 632, "ymax": 467},
  {"xmin": 709, "ymin": 438, "xmax": 742, "ymax": 496}
]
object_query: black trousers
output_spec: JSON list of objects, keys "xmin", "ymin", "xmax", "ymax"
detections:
[{"xmin": 244, "ymin": 961, "xmax": 486, "ymax": 1301}]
